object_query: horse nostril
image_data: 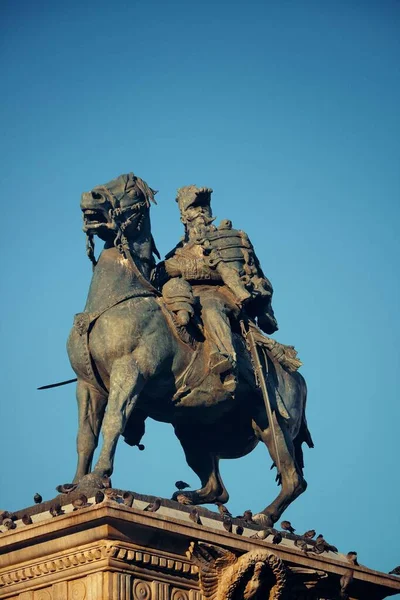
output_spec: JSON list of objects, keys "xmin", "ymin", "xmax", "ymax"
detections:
[{"xmin": 92, "ymin": 192, "xmax": 102, "ymax": 201}]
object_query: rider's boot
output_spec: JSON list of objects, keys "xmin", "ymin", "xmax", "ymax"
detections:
[{"xmin": 209, "ymin": 351, "xmax": 237, "ymax": 393}]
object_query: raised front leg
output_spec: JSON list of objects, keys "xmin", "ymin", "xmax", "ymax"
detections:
[
  {"xmin": 93, "ymin": 355, "xmax": 145, "ymax": 477},
  {"xmin": 252, "ymin": 407, "xmax": 307, "ymax": 527},
  {"xmin": 173, "ymin": 427, "xmax": 229, "ymax": 505},
  {"xmin": 74, "ymin": 380, "xmax": 107, "ymax": 482}
]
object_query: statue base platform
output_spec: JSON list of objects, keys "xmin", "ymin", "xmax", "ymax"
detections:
[{"xmin": 1, "ymin": 494, "xmax": 399, "ymax": 600}]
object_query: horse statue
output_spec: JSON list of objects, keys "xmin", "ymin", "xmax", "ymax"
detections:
[{"xmin": 67, "ymin": 172, "xmax": 313, "ymax": 526}]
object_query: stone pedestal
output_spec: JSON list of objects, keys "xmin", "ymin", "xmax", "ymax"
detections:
[{"xmin": 1, "ymin": 498, "xmax": 399, "ymax": 599}]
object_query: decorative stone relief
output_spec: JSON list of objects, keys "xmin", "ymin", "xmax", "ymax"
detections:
[
  {"xmin": 171, "ymin": 589, "xmax": 189, "ymax": 600},
  {"xmin": 188, "ymin": 541, "xmax": 288, "ymax": 600},
  {"xmin": 68, "ymin": 580, "xmax": 85, "ymax": 600},
  {"xmin": 133, "ymin": 580, "xmax": 152, "ymax": 600}
]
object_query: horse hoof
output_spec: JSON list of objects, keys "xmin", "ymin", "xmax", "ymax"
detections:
[
  {"xmin": 74, "ymin": 473, "xmax": 105, "ymax": 495},
  {"xmin": 253, "ymin": 513, "xmax": 274, "ymax": 528},
  {"xmin": 172, "ymin": 492, "xmax": 194, "ymax": 505}
]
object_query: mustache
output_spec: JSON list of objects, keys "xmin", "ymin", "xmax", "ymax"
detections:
[{"xmin": 186, "ymin": 214, "xmax": 215, "ymax": 225}]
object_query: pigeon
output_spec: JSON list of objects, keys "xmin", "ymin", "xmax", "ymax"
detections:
[
  {"xmin": 216, "ymin": 503, "xmax": 232, "ymax": 518},
  {"xmin": 175, "ymin": 481, "xmax": 190, "ymax": 490},
  {"xmin": 33, "ymin": 493, "xmax": 42, "ymax": 504},
  {"xmin": 315, "ymin": 534, "xmax": 338, "ymax": 554},
  {"xmin": 175, "ymin": 493, "xmax": 193, "ymax": 505},
  {"xmin": 49, "ymin": 503, "xmax": 64, "ymax": 517},
  {"xmin": 56, "ymin": 483, "xmax": 77, "ymax": 494},
  {"xmin": 22, "ymin": 514, "xmax": 33, "ymax": 525},
  {"xmin": 236, "ymin": 525, "xmax": 244, "ymax": 535},
  {"xmin": 281, "ymin": 520, "xmax": 295, "ymax": 534},
  {"xmin": 3, "ymin": 518, "xmax": 16, "ymax": 530},
  {"xmin": 389, "ymin": 566, "xmax": 400, "ymax": 576},
  {"xmin": 346, "ymin": 551, "xmax": 359, "ymax": 566},
  {"xmin": 95, "ymin": 491, "xmax": 105, "ymax": 504},
  {"xmin": 143, "ymin": 498, "xmax": 161, "ymax": 512},
  {"xmin": 123, "ymin": 492, "xmax": 134, "ymax": 507},
  {"xmin": 72, "ymin": 494, "xmax": 89, "ymax": 510},
  {"xmin": 0, "ymin": 511, "xmax": 11, "ymax": 524},
  {"xmin": 272, "ymin": 531, "xmax": 282, "ymax": 544},
  {"xmin": 189, "ymin": 508, "xmax": 202, "ymax": 525},
  {"xmin": 303, "ymin": 529, "xmax": 316, "ymax": 540},
  {"xmin": 242, "ymin": 510, "xmax": 254, "ymax": 524},
  {"xmin": 104, "ymin": 488, "xmax": 119, "ymax": 502},
  {"xmin": 295, "ymin": 538, "xmax": 311, "ymax": 554},
  {"xmin": 222, "ymin": 516, "xmax": 233, "ymax": 533}
]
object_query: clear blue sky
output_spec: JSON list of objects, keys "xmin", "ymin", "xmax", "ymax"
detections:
[{"xmin": 1, "ymin": 0, "xmax": 399, "ymax": 582}]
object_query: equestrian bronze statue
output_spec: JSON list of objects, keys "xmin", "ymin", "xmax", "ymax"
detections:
[{"xmin": 67, "ymin": 172, "xmax": 313, "ymax": 526}]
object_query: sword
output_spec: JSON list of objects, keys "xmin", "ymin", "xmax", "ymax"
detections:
[
  {"xmin": 37, "ymin": 378, "xmax": 77, "ymax": 390},
  {"xmin": 240, "ymin": 319, "xmax": 282, "ymax": 477}
]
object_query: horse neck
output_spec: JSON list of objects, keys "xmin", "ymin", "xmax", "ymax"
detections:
[{"xmin": 84, "ymin": 227, "xmax": 154, "ymax": 313}]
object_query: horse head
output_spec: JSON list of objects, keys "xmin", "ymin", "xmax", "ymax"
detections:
[{"xmin": 80, "ymin": 172, "xmax": 157, "ymax": 265}]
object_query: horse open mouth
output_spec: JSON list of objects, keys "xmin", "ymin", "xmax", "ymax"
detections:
[{"xmin": 82, "ymin": 209, "xmax": 109, "ymax": 229}]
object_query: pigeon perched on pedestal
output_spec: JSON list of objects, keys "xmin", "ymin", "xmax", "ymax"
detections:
[
  {"xmin": 303, "ymin": 529, "xmax": 316, "ymax": 540},
  {"xmin": 189, "ymin": 508, "xmax": 202, "ymax": 525},
  {"xmin": 281, "ymin": 520, "xmax": 295, "ymax": 534},
  {"xmin": 22, "ymin": 514, "xmax": 32, "ymax": 525},
  {"xmin": 272, "ymin": 531, "xmax": 282, "ymax": 544},
  {"xmin": 143, "ymin": 498, "xmax": 161, "ymax": 512}
]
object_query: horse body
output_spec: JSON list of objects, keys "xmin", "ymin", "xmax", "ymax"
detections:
[{"xmin": 67, "ymin": 173, "xmax": 312, "ymax": 525}]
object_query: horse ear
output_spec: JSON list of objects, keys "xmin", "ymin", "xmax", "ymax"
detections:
[{"xmin": 134, "ymin": 176, "xmax": 158, "ymax": 206}]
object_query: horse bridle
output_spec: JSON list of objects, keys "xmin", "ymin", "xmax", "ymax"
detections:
[{"xmin": 91, "ymin": 185, "xmax": 160, "ymax": 297}]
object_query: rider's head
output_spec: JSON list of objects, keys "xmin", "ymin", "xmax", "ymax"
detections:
[{"xmin": 176, "ymin": 186, "xmax": 214, "ymax": 238}]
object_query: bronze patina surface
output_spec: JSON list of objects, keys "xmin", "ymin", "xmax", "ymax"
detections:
[{"xmin": 66, "ymin": 172, "xmax": 313, "ymax": 527}]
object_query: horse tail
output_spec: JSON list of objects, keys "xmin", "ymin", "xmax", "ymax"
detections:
[{"xmin": 293, "ymin": 377, "xmax": 314, "ymax": 473}]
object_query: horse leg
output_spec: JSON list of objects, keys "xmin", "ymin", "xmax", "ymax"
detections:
[
  {"xmin": 173, "ymin": 429, "xmax": 229, "ymax": 505},
  {"xmin": 252, "ymin": 408, "xmax": 307, "ymax": 527},
  {"xmin": 73, "ymin": 380, "xmax": 107, "ymax": 482},
  {"xmin": 92, "ymin": 355, "xmax": 145, "ymax": 478}
]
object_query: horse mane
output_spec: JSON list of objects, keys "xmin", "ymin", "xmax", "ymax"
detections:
[{"xmin": 132, "ymin": 174, "xmax": 158, "ymax": 207}]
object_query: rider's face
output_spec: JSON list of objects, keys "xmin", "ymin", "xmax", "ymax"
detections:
[{"xmin": 184, "ymin": 204, "xmax": 212, "ymax": 228}]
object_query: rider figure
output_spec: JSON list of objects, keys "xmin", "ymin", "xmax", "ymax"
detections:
[{"xmin": 154, "ymin": 185, "xmax": 278, "ymax": 391}]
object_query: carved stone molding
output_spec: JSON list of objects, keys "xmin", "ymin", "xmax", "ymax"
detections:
[
  {"xmin": 12, "ymin": 576, "xmax": 199, "ymax": 600},
  {"xmin": 0, "ymin": 542, "xmax": 196, "ymax": 591}
]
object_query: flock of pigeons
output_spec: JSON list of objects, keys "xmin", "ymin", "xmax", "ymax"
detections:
[{"xmin": 0, "ymin": 479, "xmax": 399, "ymax": 584}]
